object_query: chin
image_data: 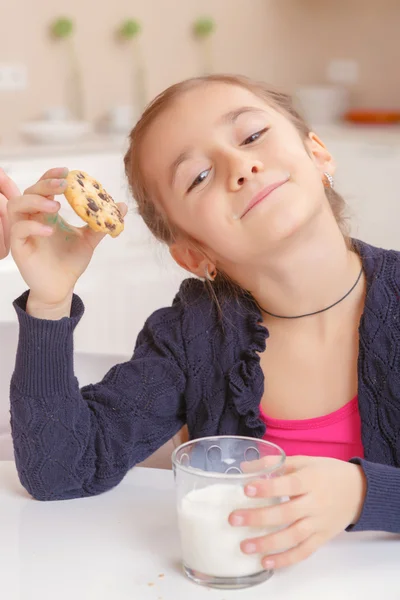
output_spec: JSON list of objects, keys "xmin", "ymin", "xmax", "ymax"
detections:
[{"xmin": 257, "ymin": 201, "xmax": 314, "ymax": 248}]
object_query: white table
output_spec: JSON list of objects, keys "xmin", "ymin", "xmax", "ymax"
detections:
[{"xmin": 0, "ymin": 462, "xmax": 399, "ymax": 600}]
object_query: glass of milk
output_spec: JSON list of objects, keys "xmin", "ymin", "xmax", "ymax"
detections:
[{"xmin": 172, "ymin": 436, "xmax": 286, "ymax": 590}]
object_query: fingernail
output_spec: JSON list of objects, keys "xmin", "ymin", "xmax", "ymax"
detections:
[
  {"xmin": 245, "ymin": 485, "xmax": 257, "ymax": 497},
  {"xmin": 51, "ymin": 179, "xmax": 67, "ymax": 188},
  {"xmin": 42, "ymin": 226, "xmax": 53, "ymax": 234},
  {"xmin": 45, "ymin": 200, "xmax": 60, "ymax": 209},
  {"xmin": 61, "ymin": 168, "xmax": 69, "ymax": 176},
  {"xmin": 243, "ymin": 542, "xmax": 257, "ymax": 554},
  {"xmin": 263, "ymin": 559, "xmax": 275, "ymax": 570},
  {"xmin": 230, "ymin": 515, "xmax": 244, "ymax": 526}
]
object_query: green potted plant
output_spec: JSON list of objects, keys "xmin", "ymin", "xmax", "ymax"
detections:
[
  {"xmin": 50, "ymin": 17, "xmax": 84, "ymax": 121},
  {"xmin": 118, "ymin": 19, "xmax": 146, "ymax": 115},
  {"xmin": 193, "ymin": 17, "xmax": 216, "ymax": 75}
]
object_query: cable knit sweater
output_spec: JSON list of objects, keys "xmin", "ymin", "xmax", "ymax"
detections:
[{"xmin": 9, "ymin": 240, "xmax": 400, "ymax": 534}]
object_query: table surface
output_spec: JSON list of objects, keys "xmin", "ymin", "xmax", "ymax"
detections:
[{"xmin": 0, "ymin": 461, "xmax": 399, "ymax": 600}]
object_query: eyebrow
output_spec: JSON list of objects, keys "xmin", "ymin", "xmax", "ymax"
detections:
[{"xmin": 169, "ymin": 106, "xmax": 266, "ymax": 186}]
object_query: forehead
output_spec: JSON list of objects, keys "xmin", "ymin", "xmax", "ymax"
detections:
[{"xmin": 140, "ymin": 83, "xmax": 279, "ymax": 176}]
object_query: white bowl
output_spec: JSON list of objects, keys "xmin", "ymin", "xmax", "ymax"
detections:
[{"xmin": 20, "ymin": 120, "xmax": 92, "ymax": 144}]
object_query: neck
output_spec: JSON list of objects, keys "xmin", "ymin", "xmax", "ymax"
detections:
[{"xmin": 235, "ymin": 211, "xmax": 362, "ymax": 322}]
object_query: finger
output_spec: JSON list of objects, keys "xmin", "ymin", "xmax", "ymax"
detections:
[
  {"xmin": 11, "ymin": 220, "xmax": 53, "ymax": 246},
  {"xmin": 240, "ymin": 454, "xmax": 305, "ymax": 476},
  {"xmin": 0, "ymin": 205, "xmax": 10, "ymax": 258},
  {"xmin": 242, "ymin": 454, "xmax": 308, "ymax": 474},
  {"xmin": 0, "ymin": 168, "xmax": 21, "ymax": 200},
  {"xmin": 80, "ymin": 202, "xmax": 127, "ymax": 250},
  {"xmin": 261, "ymin": 533, "xmax": 321, "ymax": 570},
  {"xmin": 8, "ymin": 195, "xmax": 60, "ymax": 218},
  {"xmin": 0, "ymin": 221, "xmax": 9, "ymax": 259},
  {"xmin": 81, "ymin": 225, "xmax": 106, "ymax": 251},
  {"xmin": 229, "ymin": 494, "xmax": 309, "ymax": 529},
  {"xmin": 24, "ymin": 178, "xmax": 68, "ymax": 198},
  {"xmin": 244, "ymin": 471, "xmax": 308, "ymax": 500},
  {"xmin": 38, "ymin": 167, "xmax": 69, "ymax": 182},
  {"xmin": 241, "ymin": 517, "xmax": 314, "ymax": 557},
  {"xmin": 117, "ymin": 202, "xmax": 128, "ymax": 218}
]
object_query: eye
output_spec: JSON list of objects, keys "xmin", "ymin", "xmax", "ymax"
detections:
[
  {"xmin": 241, "ymin": 127, "xmax": 268, "ymax": 146},
  {"xmin": 187, "ymin": 168, "xmax": 211, "ymax": 192}
]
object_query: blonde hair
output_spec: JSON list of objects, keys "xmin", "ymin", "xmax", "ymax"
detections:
[{"xmin": 124, "ymin": 74, "xmax": 348, "ymax": 248}]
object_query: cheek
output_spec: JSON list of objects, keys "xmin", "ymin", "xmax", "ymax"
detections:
[
  {"xmin": 196, "ymin": 196, "xmax": 227, "ymax": 241},
  {"xmin": 191, "ymin": 194, "xmax": 238, "ymax": 253},
  {"xmin": 279, "ymin": 144, "xmax": 310, "ymax": 169},
  {"xmin": 164, "ymin": 191, "xmax": 221, "ymax": 244}
]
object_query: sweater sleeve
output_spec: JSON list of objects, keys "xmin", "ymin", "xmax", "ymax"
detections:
[
  {"xmin": 10, "ymin": 292, "xmax": 187, "ymax": 501},
  {"xmin": 347, "ymin": 457, "xmax": 400, "ymax": 533}
]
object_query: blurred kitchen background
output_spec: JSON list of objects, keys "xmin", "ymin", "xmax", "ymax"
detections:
[{"xmin": 0, "ymin": 0, "xmax": 399, "ymax": 458}]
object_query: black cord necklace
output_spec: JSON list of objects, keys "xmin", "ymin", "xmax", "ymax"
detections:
[{"xmin": 258, "ymin": 266, "xmax": 364, "ymax": 320}]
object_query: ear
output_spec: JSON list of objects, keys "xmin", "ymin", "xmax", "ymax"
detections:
[
  {"xmin": 169, "ymin": 242, "xmax": 212, "ymax": 279},
  {"xmin": 307, "ymin": 132, "xmax": 336, "ymax": 177}
]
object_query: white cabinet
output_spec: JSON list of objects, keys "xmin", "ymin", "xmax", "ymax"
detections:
[{"xmin": 321, "ymin": 137, "xmax": 400, "ymax": 250}]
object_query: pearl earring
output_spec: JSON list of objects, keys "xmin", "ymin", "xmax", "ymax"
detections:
[
  {"xmin": 205, "ymin": 265, "xmax": 217, "ymax": 282},
  {"xmin": 323, "ymin": 172, "xmax": 334, "ymax": 189}
]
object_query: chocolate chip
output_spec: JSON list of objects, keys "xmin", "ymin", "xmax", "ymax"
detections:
[
  {"xmin": 86, "ymin": 197, "xmax": 100, "ymax": 212},
  {"xmin": 86, "ymin": 209, "xmax": 90, "ymax": 217},
  {"xmin": 98, "ymin": 193, "xmax": 108, "ymax": 202},
  {"xmin": 93, "ymin": 182, "xmax": 100, "ymax": 190},
  {"xmin": 78, "ymin": 180, "xmax": 84, "ymax": 187},
  {"xmin": 77, "ymin": 172, "xmax": 85, "ymax": 179},
  {"xmin": 105, "ymin": 222, "xmax": 116, "ymax": 231}
]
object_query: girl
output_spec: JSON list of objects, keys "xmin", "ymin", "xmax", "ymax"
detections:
[
  {"xmin": 7, "ymin": 75, "xmax": 400, "ymax": 571},
  {"xmin": 0, "ymin": 168, "xmax": 19, "ymax": 258}
]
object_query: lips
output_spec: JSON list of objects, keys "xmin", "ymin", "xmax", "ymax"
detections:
[{"xmin": 240, "ymin": 177, "xmax": 289, "ymax": 219}]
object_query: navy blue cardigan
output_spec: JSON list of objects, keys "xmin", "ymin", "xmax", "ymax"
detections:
[{"xmin": 9, "ymin": 240, "xmax": 400, "ymax": 533}]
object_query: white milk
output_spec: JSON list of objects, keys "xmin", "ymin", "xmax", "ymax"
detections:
[{"xmin": 177, "ymin": 483, "xmax": 280, "ymax": 578}]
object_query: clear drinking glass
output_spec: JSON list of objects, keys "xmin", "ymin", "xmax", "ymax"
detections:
[{"xmin": 172, "ymin": 436, "xmax": 286, "ymax": 590}]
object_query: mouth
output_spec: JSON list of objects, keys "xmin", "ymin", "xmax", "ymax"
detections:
[{"xmin": 240, "ymin": 176, "xmax": 290, "ymax": 219}]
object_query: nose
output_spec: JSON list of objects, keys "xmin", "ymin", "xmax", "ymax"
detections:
[{"xmin": 228, "ymin": 156, "xmax": 264, "ymax": 191}]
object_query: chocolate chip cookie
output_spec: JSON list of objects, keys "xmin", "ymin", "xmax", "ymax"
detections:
[{"xmin": 64, "ymin": 170, "xmax": 124, "ymax": 238}]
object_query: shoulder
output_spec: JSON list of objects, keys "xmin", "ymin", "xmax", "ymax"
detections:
[
  {"xmin": 355, "ymin": 239, "xmax": 400, "ymax": 289},
  {"xmin": 137, "ymin": 277, "xmax": 263, "ymax": 361},
  {"xmin": 135, "ymin": 278, "xmax": 218, "ymax": 358},
  {"xmin": 356, "ymin": 240, "xmax": 400, "ymax": 323},
  {"xmin": 141, "ymin": 277, "xmax": 215, "ymax": 333}
]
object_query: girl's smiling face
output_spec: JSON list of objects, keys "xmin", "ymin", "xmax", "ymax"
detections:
[{"xmin": 139, "ymin": 82, "xmax": 334, "ymax": 278}]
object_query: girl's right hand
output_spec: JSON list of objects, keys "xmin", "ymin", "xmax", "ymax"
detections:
[{"xmin": 8, "ymin": 167, "xmax": 127, "ymax": 318}]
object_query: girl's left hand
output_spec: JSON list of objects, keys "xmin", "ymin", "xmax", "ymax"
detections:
[
  {"xmin": 229, "ymin": 456, "xmax": 366, "ymax": 570},
  {"xmin": 0, "ymin": 168, "xmax": 20, "ymax": 259}
]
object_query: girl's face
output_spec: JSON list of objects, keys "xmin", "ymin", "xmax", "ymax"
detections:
[{"xmin": 140, "ymin": 83, "xmax": 335, "ymax": 277}]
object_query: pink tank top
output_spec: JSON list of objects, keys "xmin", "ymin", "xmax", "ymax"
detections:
[{"xmin": 260, "ymin": 396, "xmax": 364, "ymax": 461}]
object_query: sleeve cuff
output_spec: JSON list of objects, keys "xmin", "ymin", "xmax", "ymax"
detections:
[
  {"xmin": 12, "ymin": 291, "xmax": 85, "ymax": 397},
  {"xmin": 347, "ymin": 457, "xmax": 400, "ymax": 533}
]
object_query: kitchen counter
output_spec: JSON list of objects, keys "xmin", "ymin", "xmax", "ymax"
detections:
[
  {"xmin": 312, "ymin": 123, "xmax": 400, "ymax": 146},
  {"xmin": 0, "ymin": 133, "xmax": 129, "ymax": 161}
]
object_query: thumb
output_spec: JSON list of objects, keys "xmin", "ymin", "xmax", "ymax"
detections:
[
  {"xmin": 0, "ymin": 168, "xmax": 21, "ymax": 201},
  {"xmin": 82, "ymin": 202, "xmax": 128, "ymax": 249},
  {"xmin": 117, "ymin": 202, "xmax": 128, "ymax": 218},
  {"xmin": 82, "ymin": 226, "xmax": 106, "ymax": 250}
]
